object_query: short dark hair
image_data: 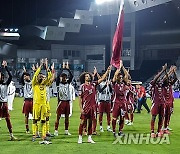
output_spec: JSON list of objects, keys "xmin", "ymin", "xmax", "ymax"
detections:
[
  {"xmin": 117, "ymin": 72, "xmax": 123, "ymax": 76},
  {"xmin": 60, "ymin": 73, "xmax": 67, "ymax": 78},
  {"xmin": 24, "ymin": 72, "xmax": 30, "ymax": 76}
]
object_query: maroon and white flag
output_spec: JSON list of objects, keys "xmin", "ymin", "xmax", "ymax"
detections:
[{"xmin": 110, "ymin": 0, "xmax": 124, "ymax": 69}]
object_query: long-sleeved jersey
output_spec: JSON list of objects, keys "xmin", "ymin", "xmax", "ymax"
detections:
[{"xmin": 32, "ymin": 67, "xmax": 52, "ymax": 104}]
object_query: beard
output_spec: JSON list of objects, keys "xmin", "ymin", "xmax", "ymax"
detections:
[
  {"xmin": 62, "ymin": 79, "xmax": 67, "ymax": 83},
  {"xmin": 26, "ymin": 79, "xmax": 30, "ymax": 82},
  {"xmin": 86, "ymin": 78, "xmax": 91, "ymax": 82},
  {"xmin": 38, "ymin": 78, "xmax": 43, "ymax": 83}
]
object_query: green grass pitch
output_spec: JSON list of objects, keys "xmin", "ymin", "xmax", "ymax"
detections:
[{"xmin": 0, "ymin": 97, "xmax": 180, "ymax": 154}]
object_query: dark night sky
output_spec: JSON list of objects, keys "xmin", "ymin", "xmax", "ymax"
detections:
[
  {"xmin": 0, "ymin": 0, "xmax": 180, "ymax": 48},
  {"xmin": 0, "ymin": 0, "xmax": 180, "ymax": 69},
  {"xmin": 0, "ymin": 0, "xmax": 180, "ymax": 30},
  {"xmin": 0, "ymin": 0, "xmax": 179, "ymax": 28},
  {"xmin": 0, "ymin": 0, "xmax": 93, "ymax": 28}
]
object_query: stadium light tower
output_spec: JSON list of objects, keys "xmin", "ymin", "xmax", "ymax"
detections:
[{"xmin": 95, "ymin": 0, "xmax": 115, "ymax": 5}]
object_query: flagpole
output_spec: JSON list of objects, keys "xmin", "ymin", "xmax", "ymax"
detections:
[
  {"xmin": 110, "ymin": 0, "xmax": 124, "ymax": 68},
  {"xmin": 107, "ymin": 0, "xmax": 124, "ymax": 100},
  {"xmin": 117, "ymin": 0, "xmax": 124, "ymax": 24},
  {"xmin": 105, "ymin": 65, "xmax": 112, "ymax": 101}
]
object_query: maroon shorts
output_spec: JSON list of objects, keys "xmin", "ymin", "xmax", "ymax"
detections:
[
  {"xmin": 112, "ymin": 102, "xmax": 126, "ymax": 118},
  {"xmin": 151, "ymin": 103, "xmax": 165, "ymax": 116},
  {"xmin": 56, "ymin": 101, "xmax": 70, "ymax": 116},
  {"xmin": 80, "ymin": 108, "xmax": 95, "ymax": 120},
  {"xmin": 0, "ymin": 102, "xmax": 10, "ymax": 118},
  {"xmin": 22, "ymin": 99, "xmax": 33, "ymax": 115},
  {"xmin": 99, "ymin": 101, "xmax": 111, "ymax": 113}
]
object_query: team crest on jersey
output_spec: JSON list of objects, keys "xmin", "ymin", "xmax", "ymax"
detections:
[
  {"xmin": 39, "ymin": 85, "xmax": 44, "ymax": 91},
  {"xmin": 89, "ymin": 89, "xmax": 93, "ymax": 94},
  {"xmin": 119, "ymin": 87, "xmax": 122, "ymax": 91}
]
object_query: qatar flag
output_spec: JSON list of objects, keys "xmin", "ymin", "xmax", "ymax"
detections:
[{"xmin": 110, "ymin": 0, "xmax": 124, "ymax": 69}]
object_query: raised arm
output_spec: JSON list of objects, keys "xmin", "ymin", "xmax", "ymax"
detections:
[
  {"xmin": 32, "ymin": 60, "xmax": 43, "ymax": 86},
  {"xmin": 32, "ymin": 67, "xmax": 41, "ymax": 86},
  {"xmin": 20, "ymin": 66, "xmax": 27, "ymax": 85},
  {"xmin": 92, "ymin": 67, "xmax": 98, "ymax": 81},
  {"xmin": 122, "ymin": 66, "xmax": 130, "ymax": 84},
  {"xmin": 98, "ymin": 66, "xmax": 111, "ymax": 84},
  {"xmin": 20, "ymin": 73, "xmax": 25, "ymax": 85},
  {"xmin": 121, "ymin": 60, "xmax": 129, "ymax": 82},
  {"xmin": 47, "ymin": 63, "xmax": 56, "ymax": 86},
  {"xmin": 64, "ymin": 61, "xmax": 73, "ymax": 84},
  {"xmin": 56, "ymin": 62, "xmax": 68, "ymax": 86},
  {"xmin": 31, "ymin": 64, "xmax": 37, "ymax": 72},
  {"xmin": 112, "ymin": 68, "xmax": 120, "ymax": 83},
  {"xmin": 98, "ymin": 80, "xmax": 112, "ymax": 93},
  {"xmin": 2, "ymin": 61, "xmax": 12, "ymax": 86},
  {"xmin": 98, "ymin": 84, "xmax": 107, "ymax": 93},
  {"xmin": 112, "ymin": 60, "xmax": 123, "ymax": 83},
  {"xmin": 171, "ymin": 66, "xmax": 178, "ymax": 85},
  {"xmin": 43, "ymin": 58, "xmax": 53, "ymax": 85},
  {"xmin": 66, "ymin": 68, "xmax": 73, "ymax": 84},
  {"xmin": 96, "ymin": 72, "xmax": 101, "ymax": 80},
  {"xmin": 163, "ymin": 69, "xmax": 169, "ymax": 83},
  {"xmin": 151, "ymin": 63, "xmax": 167, "ymax": 85},
  {"xmin": 56, "ymin": 69, "xmax": 63, "ymax": 86},
  {"xmin": 162, "ymin": 65, "xmax": 173, "ymax": 82}
]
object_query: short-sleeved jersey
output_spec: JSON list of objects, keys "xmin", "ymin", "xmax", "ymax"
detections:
[
  {"xmin": 79, "ymin": 82, "xmax": 98, "ymax": 114},
  {"xmin": 98, "ymin": 81, "xmax": 111, "ymax": 101},
  {"xmin": 163, "ymin": 83, "xmax": 174, "ymax": 104},
  {"xmin": 23, "ymin": 81, "xmax": 33, "ymax": 99},
  {"xmin": 32, "ymin": 67, "xmax": 52, "ymax": 104},
  {"xmin": 150, "ymin": 80, "xmax": 165, "ymax": 104},
  {"xmin": 126, "ymin": 85, "xmax": 136, "ymax": 104},
  {"xmin": 112, "ymin": 82, "xmax": 128, "ymax": 104}
]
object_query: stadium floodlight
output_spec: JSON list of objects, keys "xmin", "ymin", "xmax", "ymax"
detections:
[
  {"xmin": 95, "ymin": 0, "xmax": 114, "ymax": 5},
  {"xmin": 14, "ymin": 28, "xmax": 18, "ymax": 32}
]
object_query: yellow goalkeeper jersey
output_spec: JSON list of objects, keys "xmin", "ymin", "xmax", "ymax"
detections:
[{"xmin": 32, "ymin": 67, "xmax": 52, "ymax": 105}]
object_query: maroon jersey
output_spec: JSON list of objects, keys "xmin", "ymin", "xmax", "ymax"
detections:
[
  {"xmin": 150, "ymin": 80, "xmax": 165, "ymax": 104},
  {"xmin": 112, "ymin": 82, "xmax": 128, "ymax": 104},
  {"xmin": 163, "ymin": 84, "xmax": 174, "ymax": 104},
  {"xmin": 79, "ymin": 82, "xmax": 98, "ymax": 114},
  {"xmin": 127, "ymin": 85, "xmax": 136, "ymax": 104}
]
